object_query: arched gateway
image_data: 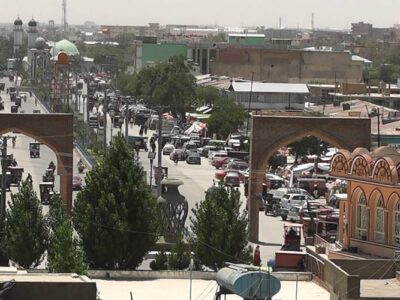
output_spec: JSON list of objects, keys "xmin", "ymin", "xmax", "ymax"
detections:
[
  {"xmin": 0, "ymin": 113, "xmax": 73, "ymax": 210},
  {"xmin": 248, "ymin": 115, "xmax": 371, "ymax": 241}
]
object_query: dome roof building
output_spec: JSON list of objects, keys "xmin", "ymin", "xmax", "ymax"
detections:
[
  {"xmin": 51, "ymin": 39, "xmax": 80, "ymax": 57},
  {"xmin": 35, "ymin": 37, "xmax": 46, "ymax": 50},
  {"xmin": 28, "ymin": 18, "xmax": 37, "ymax": 27},
  {"xmin": 14, "ymin": 17, "xmax": 23, "ymax": 26}
]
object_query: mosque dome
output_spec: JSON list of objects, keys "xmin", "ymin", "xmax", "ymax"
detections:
[
  {"xmin": 51, "ymin": 39, "xmax": 80, "ymax": 57},
  {"xmin": 14, "ymin": 17, "xmax": 23, "ymax": 26},
  {"xmin": 35, "ymin": 37, "xmax": 46, "ymax": 50},
  {"xmin": 28, "ymin": 18, "xmax": 37, "ymax": 27}
]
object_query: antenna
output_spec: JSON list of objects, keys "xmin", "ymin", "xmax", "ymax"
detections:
[
  {"xmin": 311, "ymin": 12, "xmax": 314, "ymax": 30},
  {"xmin": 62, "ymin": 0, "xmax": 67, "ymax": 34}
]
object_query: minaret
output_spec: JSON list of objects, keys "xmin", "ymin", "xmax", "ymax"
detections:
[
  {"xmin": 27, "ymin": 18, "xmax": 38, "ymax": 66},
  {"xmin": 13, "ymin": 17, "xmax": 23, "ymax": 57}
]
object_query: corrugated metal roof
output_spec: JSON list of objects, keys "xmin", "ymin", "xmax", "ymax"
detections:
[
  {"xmin": 228, "ymin": 33, "xmax": 265, "ymax": 38},
  {"xmin": 231, "ymin": 82, "xmax": 309, "ymax": 94}
]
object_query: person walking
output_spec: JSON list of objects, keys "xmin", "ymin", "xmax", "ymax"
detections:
[
  {"xmin": 253, "ymin": 245, "xmax": 261, "ymax": 266},
  {"xmin": 144, "ymin": 124, "xmax": 148, "ymax": 135}
]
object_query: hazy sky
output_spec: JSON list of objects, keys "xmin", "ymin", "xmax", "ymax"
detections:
[{"xmin": 2, "ymin": 0, "xmax": 400, "ymax": 29}]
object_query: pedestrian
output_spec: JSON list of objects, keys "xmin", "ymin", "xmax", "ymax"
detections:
[
  {"xmin": 26, "ymin": 173, "xmax": 33, "ymax": 184},
  {"xmin": 139, "ymin": 125, "xmax": 144, "ymax": 136},
  {"xmin": 144, "ymin": 124, "xmax": 148, "ymax": 135},
  {"xmin": 253, "ymin": 245, "xmax": 261, "ymax": 266}
]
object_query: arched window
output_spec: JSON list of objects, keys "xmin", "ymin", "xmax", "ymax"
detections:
[
  {"xmin": 356, "ymin": 193, "xmax": 368, "ymax": 240},
  {"xmin": 375, "ymin": 196, "xmax": 385, "ymax": 243},
  {"xmin": 394, "ymin": 201, "xmax": 400, "ymax": 246}
]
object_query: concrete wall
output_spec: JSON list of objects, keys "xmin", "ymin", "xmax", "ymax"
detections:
[
  {"xmin": 212, "ymin": 47, "xmax": 363, "ymax": 84},
  {"xmin": 332, "ymin": 259, "xmax": 398, "ymax": 279}
]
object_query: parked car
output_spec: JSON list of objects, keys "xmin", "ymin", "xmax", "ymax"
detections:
[
  {"xmin": 280, "ymin": 193, "xmax": 315, "ymax": 221},
  {"xmin": 225, "ymin": 160, "xmax": 248, "ymax": 171},
  {"xmin": 169, "ymin": 149, "xmax": 185, "ymax": 161},
  {"xmin": 287, "ymin": 202, "xmax": 334, "ymax": 222},
  {"xmin": 162, "ymin": 143, "xmax": 175, "ymax": 155},
  {"xmin": 201, "ymin": 145, "xmax": 219, "ymax": 157},
  {"xmin": 224, "ymin": 172, "xmax": 240, "ymax": 187},
  {"xmin": 72, "ymin": 176, "xmax": 83, "ymax": 191},
  {"xmin": 213, "ymin": 156, "xmax": 231, "ymax": 169},
  {"xmin": 215, "ymin": 169, "xmax": 243, "ymax": 181},
  {"xmin": 186, "ymin": 152, "xmax": 201, "ymax": 165},
  {"xmin": 209, "ymin": 151, "xmax": 228, "ymax": 164}
]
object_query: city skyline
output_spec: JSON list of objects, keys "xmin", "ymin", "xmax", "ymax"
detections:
[{"xmin": 2, "ymin": 0, "xmax": 400, "ymax": 29}]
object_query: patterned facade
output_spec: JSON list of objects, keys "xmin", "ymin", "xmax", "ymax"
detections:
[{"xmin": 330, "ymin": 147, "xmax": 400, "ymax": 258}]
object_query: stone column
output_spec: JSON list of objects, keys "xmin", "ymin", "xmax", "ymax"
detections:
[{"xmin": 248, "ymin": 169, "xmax": 263, "ymax": 242}]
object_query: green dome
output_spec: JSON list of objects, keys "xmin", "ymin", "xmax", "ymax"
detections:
[
  {"xmin": 28, "ymin": 18, "xmax": 37, "ymax": 27},
  {"xmin": 52, "ymin": 39, "xmax": 80, "ymax": 57},
  {"xmin": 14, "ymin": 17, "xmax": 23, "ymax": 26}
]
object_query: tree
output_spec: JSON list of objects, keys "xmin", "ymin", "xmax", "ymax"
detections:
[
  {"xmin": 73, "ymin": 134, "xmax": 159, "ymax": 270},
  {"xmin": 134, "ymin": 56, "xmax": 196, "ymax": 120},
  {"xmin": 3, "ymin": 180, "xmax": 48, "ymax": 269},
  {"xmin": 207, "ymin": 98, "xmax": 247, "ymax": 139},
  {"xmin": 47, "ymin": 194, "xmax": 87, "ymax": 274},
  {"xmin": 196, "ymin": 86, "xmax": 220, "ymax": 106},
  {"xmin": 289, "ymin": 136, "xmax": 329, "ymax": 163},
  {"xmin": 168, "ymin": 236, "xmax": 190, "ymax": 270},
  {"xmin": 190, "ymin": 185, "xmax": 251, "ymax": 271}
]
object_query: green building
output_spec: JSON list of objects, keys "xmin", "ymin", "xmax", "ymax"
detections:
[
  {"xmin": 228, "ymin": 34, "xmax": 265, "ymax": 46},
  {"xmin": 138, "ymin": 43, "xmax": 188, "ymax": 70}
]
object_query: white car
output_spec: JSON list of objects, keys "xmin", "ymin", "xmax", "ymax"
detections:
[
  {"xmin": 280, "ymin": 193, "xmax": 315, "ymax": 221},
  {"xmin": 208, "ymin": 151, "xmax": 228, "ymax": 164},
  {"xmin": 162, "ymin": 143, "xmax": 175, "ymax": 155}
]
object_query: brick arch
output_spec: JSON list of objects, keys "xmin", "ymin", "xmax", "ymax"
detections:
[
  {"xmin": 248, "ymin": 115, "xmax": 371, "ymax": 241},
  {"xmin": 0, "ymin": 114, "xmax": 73, "ymax": 210},
  {"xmin": 350, "ymin": 154, "xmax": 372, "ymax": 178}
]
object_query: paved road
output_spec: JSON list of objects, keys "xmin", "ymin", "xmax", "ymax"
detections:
[
  {"xmin": 0, "ymin": 77, "xmax": 86, "ymax": 216},
  {"xmin": 74, "ymin": 86, "xmax": 287, "ymax": 263}
]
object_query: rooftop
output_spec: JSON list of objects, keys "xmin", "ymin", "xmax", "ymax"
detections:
[{"xmin": 230, "ymin": 81, "xmax": 310, "ymax": 94}]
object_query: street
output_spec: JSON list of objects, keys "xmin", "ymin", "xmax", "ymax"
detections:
[{"xmin": 1, "ymin": 78, "xmax": 286, "ymax": 266}]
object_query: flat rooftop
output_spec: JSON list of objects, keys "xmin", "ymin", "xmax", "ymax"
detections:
[
  {"xmin": 95, "ymin": 278, "xmax": 330, "ymax": 300},
  {"xmin": 0, "ymin": 273, "xmax": 91, "ymax": 283},
  {"xmin": 361, "ymin": 278, "xmax": 400, "ymax": 298}
]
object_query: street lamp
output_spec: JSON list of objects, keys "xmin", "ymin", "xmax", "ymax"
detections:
[{"xmin": 148, "ymin": 151, "xmax": 156, "ymax": 188}]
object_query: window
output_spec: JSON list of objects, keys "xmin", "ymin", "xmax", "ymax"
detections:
[
  {"xmin": 356, "ymin": 193, "xmax": 368, "ymax": 239},
  {"xmin": 394, "ymin": 201, "xmax": 400, "ymax": 246},
  {"xmin": 375, "ymin": 196, "xmax": 385, "ymax": 243}
]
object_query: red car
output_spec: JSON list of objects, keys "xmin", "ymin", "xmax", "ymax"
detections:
[
  {"xmin": 213, "ymin": 156, "xmax": 231, "ymax": 169},
  {"xmin": 215, "ymin": 169, "xmax": 244, "ymax": 182}
]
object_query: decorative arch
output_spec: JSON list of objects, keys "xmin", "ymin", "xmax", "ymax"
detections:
[
  {"xmin": 248, "ymin": 115, "xmax": 371, "ymax": 241},
  {"xmin": 353, "ymin": 187, "xmax": 369, "ymax": 240},
  {"xmin": 372, "ymin": 157, "xmax": 398, "ymax": 185},
  {"xmin": 0, "ymin": 114, "xmax": 73, "ymax": 210},
  {"xmin": 387, "ymin": 192, "xmax": 400, "ymax": 246},
  {"xmin": 330, "ymin": 150, "xmax": 351, "ymax": 178},
  {"xmin": 350, "ymin": 154, "xmax": 372, "ymax": 178}
]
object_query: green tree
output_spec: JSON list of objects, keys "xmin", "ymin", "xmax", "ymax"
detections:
[
  {"xmin": 289, "ymin": 136, "xmax": 329, "ymax": 163},
  {"xmin": 190, "ymin": 185, "xmax": 251, "ymax": 271},
  {"xmin": 207, "ymin": 98, "xmax": 247, "ymax": 139},
  {"xmin": 168, "ymin": 237, "xmax": 190, "ymax": 270},
  {"xmin": 73, "ymin": 134, "xmax": 159, "ymax": 270},
  {"xmin": 134, "ymin": 56, "xmax": 196, "ymax": 119},
  {"xmin": 47, "ymin": 195, "xmax": 87, "ymax": 274},
  {"xmin": 196, "ymin": 86, "xmax": 220, "ymax": 106},
  {"xmin": 3, "ymin": 180, "xmax": 48, "ymax": 269}
]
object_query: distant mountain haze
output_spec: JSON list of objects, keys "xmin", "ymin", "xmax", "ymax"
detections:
[{"xmin": 2, "ymin": 0, "xmax": 400, "ymax": 29}]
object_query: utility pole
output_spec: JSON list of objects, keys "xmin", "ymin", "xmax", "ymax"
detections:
[
  {"xmin": 125, "ymin": 99, "xmax": 129, "ymax": 142},
  {"xmin": 245, "ymin": 72, "xmax": 255, "ymax": 137},
  {"xmin": 157, "ymin": 108, "xmax": 163, "ymax": 196},
  {"xmin": 377, "ymin": 108, "xmax": 381, "ymax": 147},
  {"xmin": 103, "ymin": 87, "xmax": 108, "ymax": 152}
]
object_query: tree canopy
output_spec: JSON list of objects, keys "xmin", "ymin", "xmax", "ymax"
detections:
[
  {"xmin": 190, "ymin": 184, "xmax": 251, "ymax": 270},
  {"xmin": 73, "ymin": 134, "xmax": 159, "ymax": 270},
  {"xmin": 3, "ymin": 180, "xmax": 48, "ymax": 269},
  {"xmin": 47, "ymin": 194, "xmax": 87, "ymax": 274},
  {"xmin": 289, "ymin": 136, "xmax": 329, "ymax": 163},
  {"xmin": 207, "ymin": 98, "xmax": 247, "ymax": 139},
  {"xmin": 134, "ymin": 56, "xmax": 196, "ymax": 120}
]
